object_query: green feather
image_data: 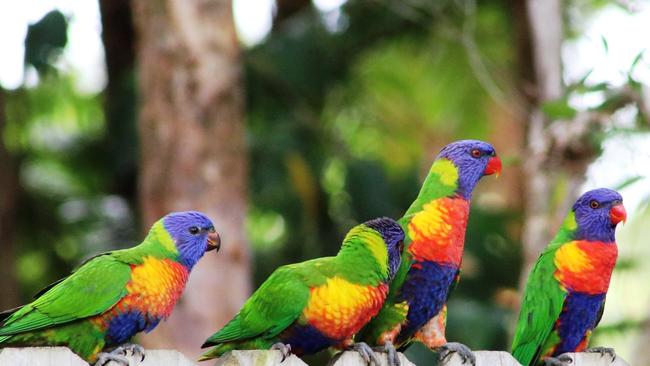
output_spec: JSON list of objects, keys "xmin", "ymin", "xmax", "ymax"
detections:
[
  {"xmin": 200, "ymin": 224, "xmax": 390, "ymax": 359},
  {"xmin": 0, "ymin": 255, "xmax": 132, "ymax": 336},
  {"xmin": 358, "ymin": 159, "xmax": 459, "ymax": 344},
  {"xmin": 511, "ymin": 213, "xmax": 577, "ymax": 366},
  {"xmin": 0, "ymin": 217, "xmax": 185, "ymax": 362}
]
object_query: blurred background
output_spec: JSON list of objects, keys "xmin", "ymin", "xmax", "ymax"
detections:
[{"xmin": 0, "ymin": 0, "xmax": 649, "ymax": 364}]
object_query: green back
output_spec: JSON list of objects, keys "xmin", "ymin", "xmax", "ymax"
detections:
[
  {"xmin": 0, "ymin": 219, "xmax": 178, "ymax": 337},
  {"xmin": 511, "ymin": 213, "xmax": 577, "ymax": 366},
  {"xmin": 203, "ymin": 224, "xmax": 389, "ymax": 346}
]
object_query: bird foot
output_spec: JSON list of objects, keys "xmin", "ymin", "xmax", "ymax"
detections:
[
  {"xmin": 348, "ymin": 342, "xmax": 381, "ymax": 366},
  {"xmin": 271, "ymin": 342, "xmax": 292, "ymax": 363},
  {"xmin": 372, "ymin": 341, "xmax": 400, "ymax": 366},
  {"xmin": 437, "ymin": 342, "xmax": 476, "ymax": 365},
  {"xmin": 543, "ymin": 354, "xmax": 573, "ymax": 366},
  {"xmin": 94, "ymin": 353, "xmax": 130, "ymax": 366},
  {"xmin": 586, "ymin": 346, "xmax": 617, "ymax": 361},
  {"xmin": 95, "ymin": 343, "xmax": 145, "ymax": 366}
]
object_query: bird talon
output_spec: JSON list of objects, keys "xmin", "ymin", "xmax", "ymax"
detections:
[
  {"xmin": 586, "ymin": 347, "xmax": 616, "ymax": 361},
  {"xmin": 349, "ymin": 342, "xmax": 381, "ymax": 366},
  {"xmin": 271, "ymin": 342, "xmax": 292, "ymax": 363},
  {"xmin": 437, "ymin": 342, "xmax": 475, "ymax": 366},
  {"xmin": 94, "ymin": 352, "xmax": 130, "ymax": 366}
]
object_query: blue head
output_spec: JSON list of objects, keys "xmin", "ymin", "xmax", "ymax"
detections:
[
  {"xmin": 437, "ymin": 140, "xmax": 501, "ymax": 199},
  {"xmin": 573, "ymin": 188, "xmax": 626, "ymax": 242},
  {"xmin": 162, "ymin": 211, "xmax": 220, "ymax": 269},
  {"xmin": 364, "ymin": 217, "xmax": 405, "ymax": 281}
]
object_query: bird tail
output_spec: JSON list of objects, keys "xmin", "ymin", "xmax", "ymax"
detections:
[{"xmin": 197, "ymin": 344, "xmax": 236, "ymax": 361}]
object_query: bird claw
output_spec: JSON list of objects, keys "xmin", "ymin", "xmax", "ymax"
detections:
[
  {"xmin": 543, "ymin": 355, "xmax": 573, "ymax": 366},
  {"xmin": 437, "ymin": 342, "xmax": 476, "ymax": 365},
  {"xmin": 372, "ymin": 341, "xmax": 400, "ymax": 366},
  {"xmin": 271, "ymin": 342, "xmax": 292, "ymax": 363},
  {"xmin": 349, "ymin": 342, "xmax": 381, "ymax": 366},
  {"xmin": 95, "ymin": 343, "xmax": 146, "ymax": 365},
  {"xmin": 94, "ymin": 353, "xmax": 130, "ymax": 366},
  {"xmin": 115, "ymin": 343, "xmax": 146, "ymax": 362},
  {"xmin": 586, "ymin": 346, "xmax": 617, "ymax": 361}
]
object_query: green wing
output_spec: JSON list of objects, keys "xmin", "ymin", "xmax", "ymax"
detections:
[
  {"xmin": 203, "ymin": 260, "xmax": 328, "ymax": 346},
  {"xmin": 511, "ymin": 244, "xmax": 567, "ymax": 366},
  {"xmin": 0, "ymin": 254, "xmax": 132, "ymax": 336}
]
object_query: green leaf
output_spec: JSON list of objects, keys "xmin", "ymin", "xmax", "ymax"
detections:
[
  {"xmin": 601, "ymin": 36, "xmax": 609, "ymax": 54},
  {"xmin": 614, "ymin": 175, "xmax": 644, "ymax": 190},
  {"xmin": 541, "ymin": 99, "xmax": 577, "ymax": 119},
  {"xmin": 630, "ymin": 50, "xmax": 645, "ymax": 72}
]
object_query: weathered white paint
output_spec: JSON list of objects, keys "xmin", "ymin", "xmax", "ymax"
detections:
[
  {"xmin": 440, "ymin": 351, "xmax": 521, "ymax": 366},
  {"xmin": 0, "ymin": 348, "xmax": 630, "ymax": 366},
  {"xmin": 213, "ymin": 350, "xmax": 307, "ymax": 366},
  {"xmin": 0, "ymin": 348, "xmax": 198, "ymax": 366},
  {"xmin": 440, "ymin": 351, "xmax": 629, "ymax": 366},
  {"xmin": 328, "ymin": 350, "xmax": 415, "ymax": 366},
  {"xmin": 0, "ymin": 347, "xmax": 87, "ymax": 366}
]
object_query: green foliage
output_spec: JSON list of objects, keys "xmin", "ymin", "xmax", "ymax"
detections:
[{"xmin": 24, "ymin": 10, "xmax": 68, "ymax": 75}]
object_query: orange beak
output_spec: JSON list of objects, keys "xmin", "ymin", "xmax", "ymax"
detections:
[
  {"xmin": 484, "ymin": 156, "xmax": 502, "ymax": 178},
  {"xmin": 610, "ymin": 204, "xmax": 627, "ymax": 225},
  {"xmin": 207, "ymin": 231, "xmax": 221, "ymax": 252}
]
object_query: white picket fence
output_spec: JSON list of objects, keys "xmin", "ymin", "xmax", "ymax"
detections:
[{"xmin": 0, "ymin": 347, "xmax": 630, "ymax": 366}]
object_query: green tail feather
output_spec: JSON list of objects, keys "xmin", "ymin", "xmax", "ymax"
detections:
[{"xmin": 198, "ymin": 343, "xmax": 237, "ymax": 361}]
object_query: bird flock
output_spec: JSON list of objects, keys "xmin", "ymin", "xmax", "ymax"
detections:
[{"xmin": 0, "ymin": 140, "xmax": 627, "ymax": 366}]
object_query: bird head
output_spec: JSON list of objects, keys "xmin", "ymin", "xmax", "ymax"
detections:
[
  {"xmin": 364, "ymin": 217, "xmax": 405, "ymax": 281},
  {"xmin": 572, "ymin": 188, "xmax": 626, "ymax": 242},
  {"xmin": 162, "ymin": 211, "xmax": 221, "ymax": 268},
  {"xmin": 437, "ymin": 140, "xmax": 501, "ymax": 199}
]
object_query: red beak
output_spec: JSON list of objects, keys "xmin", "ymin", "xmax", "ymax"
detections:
[
  {"xmin": 484, "ymin": 156, "xmax": 502, "ymax": 177},
  {"xmin": 207, "ymin": 231, "xmax": 221, "ymax": 252},
  {"xmin": 610, "ymin": 204, "xmax": 627, "ymax": 225}
]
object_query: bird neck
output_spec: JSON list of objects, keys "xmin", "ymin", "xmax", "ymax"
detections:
[
  {"xmin": 134, "ymin": 222, "xmax": 182, "ymax": 264},
  {"xmin": 336, "ymin": 227, "xmax": 389, "ymax": 284},
  {"xmin": 403, "ymin": 159, "xmax": 464, "ymax": 216}
]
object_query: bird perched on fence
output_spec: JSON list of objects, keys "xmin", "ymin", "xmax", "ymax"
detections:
[
  {"xmin": 511, "ymin": 188, "xmax": 626, "ymax": 366},
  {"xmin": 358, "ymin": 140, "xmax": 501, "ymax": 366},
  {"xmin": 0, "ymin": 211, "xmax": 221, "ymax": 366},
  {"xmin": 199, "ymin": 217, "xmax": 405, "ymax": 364}
]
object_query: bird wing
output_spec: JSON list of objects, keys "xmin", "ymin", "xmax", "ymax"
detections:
[
  {"xmin": 202, "ymin": 262, "xmax": 319, "ymax": 346},
  {"xmin": 0, "ymin": 253, "xmax": 132, "ymax": 336},
  {"xmin": 511, "ymin": 243, "xmax": 567, "ymax": 366}
]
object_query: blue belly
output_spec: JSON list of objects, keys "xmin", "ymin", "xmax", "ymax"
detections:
[
  {"xmin": 396, "ymin": 261, "xmax": 458, "ymax": 343},
  {"xmin": 553, "ymin": 292, "xmax": 606, "ymax": 355},
  {"xmin": 280, "ymin": 324, "xmax": 336, "ymax": 355},
  {"xmin": 105, "ymin": 311, "xmax": 160, "ymax": 345}
]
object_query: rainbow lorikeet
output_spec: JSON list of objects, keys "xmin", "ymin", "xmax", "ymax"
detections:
[
  {"xmin": 358, "ymin": 140, "xmax": 501, "ymax": 365},
  {"xmin": 511, "ymin": 188, "xmax": 626, "ymax": 366},
  {"xmin": 0, "ymin": 211, "xmax": 220, "ymax": 365},
  {"xmin": 199, "ymin": 217, "xmax": 405, "ymax": 363}
]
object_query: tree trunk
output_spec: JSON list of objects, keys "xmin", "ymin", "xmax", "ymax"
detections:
[
  {"xmin": 518, "ymin": 0, "xmax": 592, "ymax": 290},
  {"xmin": 99, "ymin": 0, "xmax": 138, "ymax": 201},
  {"xmin": 131, "ymin": 0, "xmax": 251, "ymax": 358},
  {"xmin": 0, "ymin": 89, "xmax": 21, "ymax": 309}
]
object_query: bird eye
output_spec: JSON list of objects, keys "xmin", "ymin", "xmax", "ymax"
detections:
[
  {"xmin": 589, "ymin": 200, "xmax": 600, "ymax": 209},
  {"xmin": 188, "ymin": 226, "xmax": 200, "ymax": 235},
  {"xmin": 470, "ymin": 149, "xmax": 482, "ymax": 158}
]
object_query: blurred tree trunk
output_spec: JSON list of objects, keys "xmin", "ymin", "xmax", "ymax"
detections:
[
  {"xmin": 131, "ymin": 0, "xmax": 251, "ymax": 358},
  {"xmin": 518, "ymin": 0, "xmax": 597, "ymax": 289},
  {"xmin": 273, "ymin": 0, "xmax": 311, "ymax": 31},
  {"xmin": 0, "ymin": 89, "xmax": 20, "ymax": 308},
  {"xmin": 99, "ymin": 0, "xmax": 138, "ymax": 202}
]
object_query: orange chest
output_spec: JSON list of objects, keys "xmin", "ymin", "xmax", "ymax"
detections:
[
  {"xmin": 554, "ymin": 241, "xmax": 618, "ymax": 294},
  {"xmin": 122, "ymin": 257, "xmax": 189, "ymax": 317},
  {"xmin": 302, "ymin": 277, "xmax": 388, "ymax": 340},
  {"xmin": 407, "ymin": 197, "xmax": 469, "ymax": 265}
]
